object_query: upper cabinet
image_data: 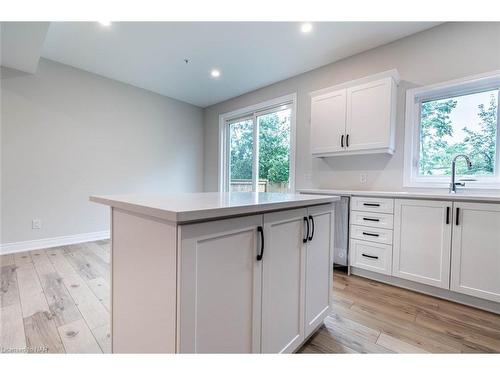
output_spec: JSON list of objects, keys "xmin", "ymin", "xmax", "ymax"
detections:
[{"xmin": 310, "ymin": 71, "xmax": 399, "ymax": 157}]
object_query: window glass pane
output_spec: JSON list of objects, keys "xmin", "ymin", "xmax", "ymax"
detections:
[
  {"xmin": 419, "ymin": 89, "xmax": 498, "ymax": 177},
  {"xmin": 229, "ymin": 119, "xmax": 254, "ymax": 192},
  {"xmin": 258, "ymin": 107, "xmax": 292, "ymax": 193}
]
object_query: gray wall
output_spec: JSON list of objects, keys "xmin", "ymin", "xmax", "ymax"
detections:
[
  {"xmin": 1, "ymin": 58, "xmax": 204, "ymax": 244},
  {"xmin": 203, "ymin": 22, "xmax": 500, "ymax": 192}
]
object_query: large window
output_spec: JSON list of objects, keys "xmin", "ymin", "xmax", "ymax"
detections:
[
  {"xmin": 219, "ymin": 94, "xmax": 296, "ymax": 193},
  {"xmin": 404, "ymin": 72, "xmax": 500, "ymax": 188}
]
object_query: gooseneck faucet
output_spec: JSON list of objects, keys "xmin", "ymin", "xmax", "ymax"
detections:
[{"xmin": 450, "ymin": 154, "xmax": 473, "ymax": 193}]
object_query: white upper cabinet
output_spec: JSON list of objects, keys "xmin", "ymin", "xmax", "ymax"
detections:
[
  {"xmin": 451, "ymin": 202, "xmax": 500, "ymax": 303},
  {"xmin": 310, "ymin": 89, "xmax": 347, "ymax": 155},
  {"xmin": 393, "ymin": 199, "xmax": 452, "ymax": 289},
  {"xmin": 346, "ymin": 78, "xmax": 397, "ymax": 153},
  {"xmin": 310, "ymin": 71, "xmax": 398, "ymax": 157}
]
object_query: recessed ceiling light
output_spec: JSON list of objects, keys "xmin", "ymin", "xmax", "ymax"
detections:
[
  {"xmin": 211, "ymin": 69, "xmax": 221, "ymax": 78},
  {"xmin": 98, "ymin": 21, "xmax": 111, "ymax": 27},
  {"xmin": 301, "ymin": 23, "xmax": 313, "ymax": 33}
]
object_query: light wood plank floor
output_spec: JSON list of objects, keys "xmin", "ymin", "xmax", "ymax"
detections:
[
  {"xmin": 1, "ymin": 241, "xmax": 111, "ymax": 353},
  {"xmin": 2, "ymin": 241, "xmax": 499, "ymax": 353}
]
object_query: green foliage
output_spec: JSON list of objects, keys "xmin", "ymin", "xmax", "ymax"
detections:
[
  {"xmin": 419, "ymin": 92, "xmax": 497, "ymax": 177},
  {"xmin": 462, "ymin": 96, "xmax": 497, "ymax": 175},
  {"xmin": 229, "ymin": 120, "xmax": 253, "ymax": 180},
  {"xmin": 229, "ymin": 112, "xmax": 291, "ymax": 184}
]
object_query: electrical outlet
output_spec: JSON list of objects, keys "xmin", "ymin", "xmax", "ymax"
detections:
[
  {"xmin": 32, "ymin": 219, "xmax": 42, "ymax": 230},
  {"xmin": 360, "ymin": 173, "xmax": 367, "ymax": 184}
]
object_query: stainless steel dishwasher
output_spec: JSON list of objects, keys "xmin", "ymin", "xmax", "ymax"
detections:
[{"xmin": 333, "ymin": 196, "xmax": 349, "ymax": 271}]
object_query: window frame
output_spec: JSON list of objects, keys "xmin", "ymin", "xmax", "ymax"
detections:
[
  {"xmin": 403, "ymin": 70, "xmax": 500, "ymax": 189},
  {"xmin": 218, "ymin": 93, "xmax": 297, "ymax": 193}
]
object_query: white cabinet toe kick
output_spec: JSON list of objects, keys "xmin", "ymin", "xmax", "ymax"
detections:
[{"xmin": 349, "ymin": 196, "xmax": 500, "ymax": 314}]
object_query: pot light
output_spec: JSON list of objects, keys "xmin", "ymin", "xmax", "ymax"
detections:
[
  {"xmin": 211, "ymin": 69, "xmax": 221, "ymax": 78},
  {"xmin": 301, "ymin": 23, "xmax": 313, "ymax": 33},
  {"xmin": 98, "ymin": 21, "xmax": 111, "ymax": 27}
]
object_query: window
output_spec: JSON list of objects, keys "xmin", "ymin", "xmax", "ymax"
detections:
[
  {"xmin": 219, "ymin": 94, "xmax": 296, "ymax": 193},
  {"xmin": 404, "ymin": 71, "xmax": 500, "ymax": 188}
]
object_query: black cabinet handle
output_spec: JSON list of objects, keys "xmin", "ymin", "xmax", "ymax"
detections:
[
  {"xmin": 446, "ymin": 207, "xmax": 450, "ymax": 224},
  {"xmin": 257, "ymin": 226, "xmax": 264, "ymax": 261},
  {"xmin": 363, "ymin": 203, "xmax": 380, "ymax": 207},
  {"xmin": 341, "ymin": 134, "xmax": 344, "ymax": 148},
  {"xmin": 303, "ymin": 217, "xmax": 309, "ymax": 243},
  {"xmin": 362, "ymin": 253, "xmax": 379, "ymax": 260},
  {"xmin": 308, "ymin": 215, "xmax": 315, "ymax": 241},
  {"xmin": 346, "ymin": 134, "xmax": 349, "ymax": 147},
  {"xmin": 362, "ymin": 232, "xmax": 379, "ymax": 237},
  {"xmin": 363, "ymin": 217, "xmax": 380, "ymax": 222},
  {"xmin": 456, "ymin": 207, "xmax": 460, "ymax": 226}
]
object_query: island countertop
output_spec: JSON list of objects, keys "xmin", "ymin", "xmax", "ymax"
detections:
[{"xmin": 90, "ymin": 192, "xmax": 340, "ymax": 224}]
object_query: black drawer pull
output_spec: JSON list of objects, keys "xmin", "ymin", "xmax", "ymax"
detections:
[
  {"xmin": 303, "ymin": 217, "xmax": 309, "ymax": 243},
  {"xmin": 257, "ymin": 226, "xmax": 264, "ymax": 261},
  {"xmin": 363, "ymin": 203, "xmax": 380, "ymax": 207},
  {"xmin": 308, "ymin": 215, "xmax": 315, "ymax": 241},
  {"xmin": 362, "ymin": 217, "xmax": 380, "ymax": 222},
  {"xmin": 362, "ymin": 253, "xmax": 379, "ymax": 260},
  {"xmin": 341, "ymin": 134, "xmax": 344, "ymax": 148},
  {"xmin": 362, "ymin": 232, "xmax": 379, "ymax": 237}
]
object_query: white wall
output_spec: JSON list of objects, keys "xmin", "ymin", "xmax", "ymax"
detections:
[
  {"xmin": 203, "ymin": 22, "xmax": 500, "ymax": 192},
  {"xmin": 1, "ymin": 58, "xmax": 204, "ymax": 245}
]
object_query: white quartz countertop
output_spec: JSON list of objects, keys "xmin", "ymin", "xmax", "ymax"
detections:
[
  {"xmin": 298, "ymin": 188, "xmax": 500, "ymax": 203},
  {"xmin": 90, "ymin": 192, "xmax": 340, "ymax": 223}
]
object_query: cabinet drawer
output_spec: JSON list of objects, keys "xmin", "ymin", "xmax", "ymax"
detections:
[
  {"xmin": 350, "ymin": 225, "xmax": 393, "ymax": 245},
  {"xmin": 350, "ymin": 210, "xmax": 394, "ymax": 229},
  {"xmin": 350, "ymin": 239, "xmax": 392, "ymax": 275},
  {"xmin": 351, "ymin": 196, "xmax": 394, "ymax": 214}
]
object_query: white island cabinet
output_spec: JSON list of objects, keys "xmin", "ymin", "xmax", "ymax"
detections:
[{"xmin": 90, "ymin": 192, "xmax": 338, "ymax": 353}]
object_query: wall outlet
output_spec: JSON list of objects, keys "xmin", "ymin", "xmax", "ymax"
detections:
[
  {"xmin": 360, "ymin": 173, "xmax": 367, "ymax": 184},
  {"xmin": 32, "ymin": 219, "xmax": 42, "ymax": 230}
]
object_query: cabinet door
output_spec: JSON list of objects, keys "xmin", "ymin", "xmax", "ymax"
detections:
[
  {"xmin": 305, "ymin": 204, "xmax": 334, "ymax": 337},
  {"xmin": 310, "ymin": 89, "xmax": 347, "ymax": 155},
  {"xmin": 178, "ymin": 215, "xmax": 263, "ymax": 353},
  {"xmin": 451, "ymin": 202, "xmax": 500, "ymax": 303},
  {"xmin": 261, "ymin": 208, "xmax": 307, "ymax": 353},
  {"xmin": 393, "ymin": 199, "xmax": 452, "ymax": 288},
  {"xmin": 345, "ymin": 78, "xmax": 395, "ymax": 153}
]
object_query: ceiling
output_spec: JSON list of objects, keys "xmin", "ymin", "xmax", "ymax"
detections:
[{"xmin": 22, "ymin": 22, "xmax": 440, "ymax": 107}]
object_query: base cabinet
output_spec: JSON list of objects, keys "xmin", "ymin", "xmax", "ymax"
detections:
[
  {"xmin": 393, "ymin": 199, "xmax": 452, "ymax": 289},
  {"xmin": 304, "ymin": 205, "xmax": 334, "ymax": 337},
  {"xmin": 178, "ymin": 215, "xmax": 263, "ymax": 353},
  {"xmin": 179, "ymin": 204, "xmax": 334, "ymax": 353},
  {"xmin": 451, "ymin": 202, "xmax": 500, "ymax": 303}
]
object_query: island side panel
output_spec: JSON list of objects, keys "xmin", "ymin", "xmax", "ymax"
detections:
[{"xmin": 111, "ymin": 208, "xmax": 177, "ymax": 353}]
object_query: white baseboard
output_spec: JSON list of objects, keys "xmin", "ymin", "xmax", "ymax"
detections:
[{"xmin": 0, "ymin": 231, "xmax": 110, "ymax": 255}]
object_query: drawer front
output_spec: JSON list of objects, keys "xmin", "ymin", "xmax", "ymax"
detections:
[
  {"xmin": 351, "ymin": 196, "xmax": 394, "ymax": 214},
  {"xmin": 350, "ymin": 239, "xmax": 392, "ymax": 275},
  {"xmin": 350, "ymin": 210, "xmax": 394, "ymax": 229},
  {"xmin": 350, "ymin": 225, "xmax": 393, "ymax": 245}
]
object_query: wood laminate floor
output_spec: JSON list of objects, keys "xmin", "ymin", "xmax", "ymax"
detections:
[{"xmin": 1, "ymin": 241, "xmax": 499, "ymax": 353}]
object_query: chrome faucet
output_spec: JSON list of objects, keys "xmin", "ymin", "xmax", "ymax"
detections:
[{"xmin": 450, "ymin": 154, "xmax": 473, "ymax": 193}]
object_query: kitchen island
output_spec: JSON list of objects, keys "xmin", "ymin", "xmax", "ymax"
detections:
[{"xmin": 90, "ymin": 192, "xmax": 339, "ymax": 353}]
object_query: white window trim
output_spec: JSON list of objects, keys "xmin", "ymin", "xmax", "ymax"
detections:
[
  {"xmin": 403, "ymin": 70, "xmax": 500, "ymax": 189},
  {"xmin": 218, "ymin": 93, "xmax": 297, "ymax": 193}
]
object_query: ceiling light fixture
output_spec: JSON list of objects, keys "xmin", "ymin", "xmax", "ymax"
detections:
[
  {"xmin": 211, "ymin": 69, "xmax": 221, "ymax": 78},
  {"xmin": 301, "ymin": 23, "xmax": 313, "ymax": 33},
  {"xmin": 98, "ymin": 21, "xmax": 111, "ymax": 27}
]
